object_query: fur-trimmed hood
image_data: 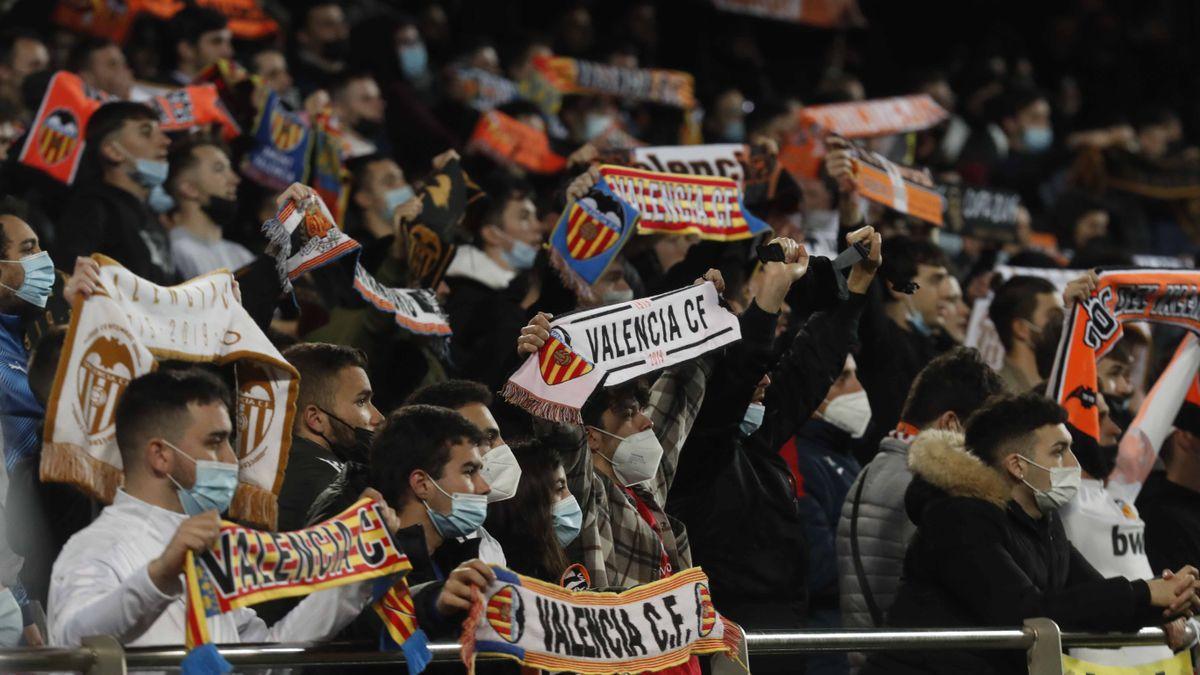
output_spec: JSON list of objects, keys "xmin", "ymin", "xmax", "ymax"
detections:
[{"xmin": 905, "ymin": 429, "xmax": 1011, "ymax": 521}]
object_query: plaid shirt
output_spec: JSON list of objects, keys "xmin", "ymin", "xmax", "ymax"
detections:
[{"xmin": 563, "ymin": 358, "xmax": 711, "ymax": 589}]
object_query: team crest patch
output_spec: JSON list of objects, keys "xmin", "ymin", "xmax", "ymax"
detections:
[
  {"xmin": 486, "ymin": 584, "xmax": 525, "ymax": 643},
  {"xmin": 696, "ymin": 582, "xmax": 717, "ymax": 637}
]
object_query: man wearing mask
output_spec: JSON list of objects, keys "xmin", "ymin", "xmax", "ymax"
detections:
[
  {"xmin": 865, "ymin": 393, "xmax": 1200, "ymax": 674},
  {"xmin": 345, "ymin": 153, "xmax": 413, "ymax": 244},
  {"xmin": 56, "ymin": 102, "xmax": 176, "ymax": 284},
  {"xmin": 703, "ymin": 88, "xmax": 749, "ymax": 144},
  {"xmin": 48, "ymin": 369, "xmax": 399, "ymax": 647},
  {"xmin": 960, "ymin": 84, "xmax": 1057, "ymax": 212},
  {"xmin": 989, "ymin": 275, "xmax": 1062, "ymax": 393},
  {"xmin": 291, "ymin": 2, "xmax": 350, "ymax": 94},
  {"xmin": 276, "ymin": 343, "xmax": 383, "ymax": 532},
  {"xmin": 1140, "ymin": 405, "xmax": 1200, "ymax": 577},
  {"xmin": 164, "ymin": 135, "xmax": 255, "ymax": 279},
  {"xmin": 0, "ymin": 29, "xmax": 48, "ymax": 117},
  {"xmin": 445, "ymin": 177, "xmax": 542, "ymax": 391},
  {"xmin": 164, "ymin": 7, "xmax": 233, "ymax": 86},
  {"xmin": 331, "ymin": 74, "xmax": 390, "ymax": 159},
  {"xmin": 68, "ymin": 38, "xmax": 134, "ymax": 101},
  {"xmin": 251, "ymin": 49, "xmax": 299, "ymax": 109}
]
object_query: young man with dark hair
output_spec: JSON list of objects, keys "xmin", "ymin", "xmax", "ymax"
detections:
[
  {"xmin": 55, "ymin": 102, "xmax": 175, "ymax": 284},
  {"xmin": 165, "ymin": 134, "xmax": 254, "ymax": 278},
  {"xmin": 165, "ymin": 6, "xmax": 232, "ymax": 85},
  {"xmin": 49, "ymin": 368, "xmax": 397, "ymax": 648},
  {"xmin": 989, "ymin": 275, "xmax": 1061, "ymax": 392},
  {"xmin": 866, "ymin": 393, "xmax": 1200, "ymax": 674},
  {"xmin": 345, "ymin": 152, "xmax": 413, "ymax": 243},
  {"xmin": 1139, "ymin": 406, "xmax": 1200, "ymax": 578},
  {"xmin": 331, "ymin": 73, "xmax": 389, "ymax": 159},
  {"xmin": 0, "ymin": 28, "xmax": 48, "ymax": 115},
  {"xmin": 67, "ymin": 38, "xmax": 133, "ymax": 100},
  {"xmin": 290, "ymin": 1, "xmax": 351, "ymax": 93},
  {"xmin": 838, "ymin": 347, "xmax": 1005, "ymax": 635},
  {"xmin": 277, "ymin": 343, "xmax": 383, "ymax": 532}
]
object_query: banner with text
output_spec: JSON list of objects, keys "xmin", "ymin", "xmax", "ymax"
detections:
[
  {"xmin": 601, "ymin": 165, "xmax": 770, "ymax": 240},
  {"xmin": 532, "ymin": 55, "xmax": 695, "ymax": 109}
]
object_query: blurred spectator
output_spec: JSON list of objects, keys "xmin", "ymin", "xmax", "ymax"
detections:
[
  {"xmin": 0, "ymin": 28, "xmax": 48, "ymax": 119},
  {"xmin": 331, "ymin": 73, "xmax": 389, "ymax": 159},
  {"xmin": 989, "ymin": 276, "xmax": 1062, "ymax": 393},
  {"xmin": 1138, "ymin": 406, "xmax": 1200, "ymax": 576},
  {"xmin": 251, "ymin": 48, "xmax": 299, "ymax": 109},
  {"xmin": 164, "ymin": 7, "xmax": 233, "ymax": 86},
  {"xmin": 345, "ymin": 153, "xmax": 412, "ymax": 243},
  {"xmin": 66, "ymin": 38, "xmax": 133, "ymax": 100},
  {"xmin": 290, "ymin": 2, "xmax": 351, "ymax": 94},
  {"xmin": 164, "ymin": 135, "xmax": 253, "ymax": 278}
]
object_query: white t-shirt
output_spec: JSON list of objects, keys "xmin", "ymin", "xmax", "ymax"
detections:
[
  {"xmin": 1061, "ymin": 478, "xmax": 1173, "ymax": 666},
  {"xmin": 169, "ymin": 228, "xmax": 256, "ymax": 281}
]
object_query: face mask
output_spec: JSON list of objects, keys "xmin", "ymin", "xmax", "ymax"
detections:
[
  {"xmin": 165, "ymin": 441, "xmax": 239, "ymax": 516},
  {"xmin": 0, "ymin": 251, "xmax": 55, "ymax": 308},
  {"xmin": 399, "ymin": 43, "xmax": 429, "ymax": 80},
  {"xmin": 317, "ymin": 407, "xmax": 374, "ymax": 464},
  {"xmin": 908, "ymin": 307, "xmax": 932, "ymax": 336},
  {"xmin": 1018, "ymin": 455, "xmax": 1081, "ymax": 513},
  {"xmin": 114, "ymin": 142, "xmax": 168, "ymax": 189},
  {"xmin": 601, "ymin": 287, "xmax": 635, "ymax": 305},
  {"xmin": 380, "ymin": 185, "xmax": 415, "ymax": 222},
  {"xmin": 739, "ymin": 402, "xmax": 765, "ymax": 437},
  {"xmin": 819, "ymin": 390, "xmax": 872, "ymax": 439},
  {"xmin": 1022, "ymin": 126, "xmax": 1053, "ymax": 153},
  {"xmin": 353, "ymin": 119, "xmax": 386, "ymax": 139},
  {"xmin": 480, "ymin": 444, "xmax": 521, "ymax": 503},
  {"xmin": 722, "ymin": 120, "xmax": 746, "ymax": 142},
  {"xmin": 936, "ymin": 230, "xmax": 964, "ymax": 257},
  {"xmin": 502, "ymin": 238, "xmax": 538, "ymax": 271},
  {"xmin": 321, "ymin": 39, "xmax": 350, "ymax": 62},
  {"xmin": 147, "ymin": 184, "xmax": 175, "ymax": 214},
  {"xmin": 583, "ymin": 113, "xmax": 613, "ymax": 141},
  {"xmin": 591, "ymin": 427, "xmax": 663, "ymax": 487},
  {"xmin": 423, "ymin": 480, "xmax": 488, "ymax": 539},
  {"xmin": 552, "ymin": 494, "xmax": 582, "ymax": 546},
  {"xmin": 201, "ymin": 195, "xmax": 238, "ymax": 227}
]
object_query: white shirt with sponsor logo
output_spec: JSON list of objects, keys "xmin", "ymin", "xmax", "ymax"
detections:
[
  {"xmin": 1061, "ymin": 478, "xmax": 1173, "ymax": 666},
  {"xmin": 48, "ymin": 490, "xmax": 373, "ymax": 648}
]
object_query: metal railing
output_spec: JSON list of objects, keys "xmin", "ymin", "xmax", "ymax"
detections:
[{"xmin": 0, "ymin": 622, "xmax": 1172, "ymax": 674}]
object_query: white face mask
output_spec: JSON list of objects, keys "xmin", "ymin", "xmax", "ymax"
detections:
[
  {"xmin": 818, "ymin": 390, "xmax": 871, "ymax": 439},
  {"xmin": 480, "ymin": 444, "xmax": 522, "ymax": 503},
  {"xmin": 1018, "ymin": 455, "xmax": 1081, "ymax": 513},
  {"xmin": 590, "ymin": 427, "xmax": 663, "ymax": 487}
]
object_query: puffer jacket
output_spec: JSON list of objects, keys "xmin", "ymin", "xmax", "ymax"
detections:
[
  {"xmin": 863, "ymin": 430, "xmax": 1163, "ymax": 675},
  {"xmin": 836, "ymin": 434, "xmax": 916, "ymax": 630}
]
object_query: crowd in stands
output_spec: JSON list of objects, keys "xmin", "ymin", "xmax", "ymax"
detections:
[{"xmin": 2, "ymin": 1, "xmax": 1200, "ymax": 674}]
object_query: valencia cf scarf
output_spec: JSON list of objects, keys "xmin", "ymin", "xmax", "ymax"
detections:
[
  {"xmin": 711, "ymin": 0, "xmax": 860, "ymax": 28},
  {"xmin": 403, "ymin": 157, "xmax": 485, "ymax": 289},
  {"xmin": 454, "ymin": 67, "xmax": 520, "ymax": 112},
  {"xmin": 469, "ymin": 110, "xmax": 567, "ymax": 174},
  {"xmin": 41, "ymin": 256, "xmax": 298, "ymax": 529},
  {"xmin": 18, "ymin": 71, "xmax": 109, "ymax": 184},
  {"xmin": 848, "ymin": 144, "xmax": 944, "ymax": 226},
  {"xmin": 459, "ymin": 565, "xmax": 744, "ymax": 674},
  {"xmin": 1047, "ymin": 270, "xmax": 1200, "ymax": 446},
  {"xmin": 244, "ymin": 90, "xmax": 313, "ymax": 190},
  {"xmin": 181, "ymin": 498, "xmax": 424, "ymax": 675},
  {"xmin": 144, "ymin": 83, "xmax": 241, "ymax": 142},
  {"xmin": 601, "ymin": 165, "xmax": 771, "ymax": 239},
  {"xmin": 532, "ymin": 55, "xmax": 695, "ymax": 109},
  {"xmin": 261, "ymin": 194, "xmax": 453, "ymax": 336},
  {"xmin": 310, "ymin": 110, "xmax": 350, "ymax": 228},
  {"xmin": 549, "ymin": 172, "xmax": 639, "ymax": 296},
  {"xmin": 801, "ymin": 95, "xmax": 948, "ymax": 139}
]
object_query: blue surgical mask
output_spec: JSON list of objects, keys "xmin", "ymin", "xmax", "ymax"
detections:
[
  {"xmin": 502, "ymin": 238, "xmax": 538, "ymax": 271},
  {"xmin": 601, "ymin": 287, "xmax": 634, "ymax": 305},
  {"xmin": 148, "ymin": 185, "xmax": 175, "ymax": 214},
  {"xmin": 165, "ymin": 441, "xmax": 239, "ymax": 516},
  {"xmin": 381, "ymin": 185, "xmax": 416, "ymax": 222},
  {"xmin": 399, "ymin": 43, "xmax": 429, "ymax": 80},
  {"xmin": 739, "ymin": 402, "xmax": 765, "ymax": 437},
  {"xmin": 552, "ymin": 494, "xmax": 582, "ymax": 546},
  {"xmin": 115, "ymin": 142, "xmax": 169, "ymax": 189},
  {"xmin": 0, "ymin": 251, "xmax": 55, "ymax": 308},
  {"xmin": 1022, "ymin": 126, "xmax": 1053, "ymax": 153},
  {"xmin": 908, "ymin": 308, "xmax": 932, "ymax": 336},
  {"xmin": 424, "ymin": 480, "xmax": 488, "ymax": 539},
  {"xmin": 583, "ymin": 113, "xmax": 613, "ymax": 141},
  {"xmin": 722, "ymin": 120, "xmax": 746, "ymax": 142}
]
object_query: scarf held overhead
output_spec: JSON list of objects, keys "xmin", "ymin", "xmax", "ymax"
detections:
[
  {"xmin": 182, "ymin": 498, "xmax": 421, "ymax": 674},
  {"xmin": 602, "ymin": 165, "xmax": 770, "ymax": 240},
  {"xmin": 469, "ymin": 110, "xmax": 567, "ymax": 174},
  {"xmin": 532, "ymin": 55, "xmax": 695, "ymax": 109},
  {"xmin": 1048, "ymin": 270, "xmax": 1200, "ymax": 444},
  {"xmin": 40, "ymin": 256, "xmax": 299, "ymax": 528},
  {"xmin": 18, "ymin": 71, "xmax": 110, "ymax": 184},
  {"xmin": 850, "ymin": 146, "xmax": 944, "ymax": 226},
  {"xmin": 243, "ymin": 90, "xmax": 313, "ymax": 190},
  {"xmin": 461, "ymin": 565, "xmax": 744, "ymax": 675}
]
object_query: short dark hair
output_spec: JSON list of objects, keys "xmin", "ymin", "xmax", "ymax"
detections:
[
  {"xmin": 878, "ymin": 235, "xmax": 947, "ymax": 301},
  {"xmin": 965, "ymin": 392, "xmax": 1066, "ymax": 466},
  {"xmin": 463, "ymin": 172, "xmax": 534, "ymax": 242},
  {"xmin": 84, "ymin": 101, "xmax": 159, "ymax": 170},
  {"xmin": 115, "ymin": 369, "xmax": 232, "ymax": 464},
  {"xmin": 282, "ymin": 342, "xmax": 368, "ymax": 415},
  {"xmin": 346, "ymin": 152, "xmax": 393, "ymax": 197},
  {"xmin": 406, "ymin": 379, "xmax": 493, "ymax": 410},
  {"xmin": 330, "ymin": 71, "xmax": 376, "ymax": 100},
  {"xmin": 27, "ymin": 325, "xmax": 67, "ymax": 408},
  {"xmin": 167, "ymin": 133, "xmax": 228, "ymax": 198},
  {"xmin": 169, "ymin": 6, "xmax": 228, "ymax": 48},
  {"xmin": 370, "ymin": 405, "xmax": 484, "ymax": 505},
  {"xmin": 66, "ymin": 37, "xmax": 118, "ymax": 74},
  {"xmin": 0, "ymin": 28, "xmax": 43, "ymax": 67},
  {"xmin": 998, "ymin": 83, "xmax": 1047, "ymax": 123},
  {"xmin": 900, "ymin": 347, "xmax": 1006, "ymax": 429},
  {"xmin": 581, "ymin": 379, "xmax": 651, "ymax": 429},
  {"xmin": 989, "ymin": 276, "xmax": 1058, "ymax": 350}
]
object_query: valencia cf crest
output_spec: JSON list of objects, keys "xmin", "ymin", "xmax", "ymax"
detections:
[
  {"xmin": 37, "ymin": 108, "xmax": 80, "ymax": 166},
  {"xmin": 486, "ymin": 584, "xmax": 525, "ymax": 643},
  {"xmin": 695, "ymin": 582, "xmax": 717, "ymax": 638},
  {"xmin": 538, "ymin": 335, "xmax": 595, "ymax": 386},
  {"xmin": 75, "ymin": 332, "xmax": 136, "ymax": 440},
  {"xmin": 565, "ymin": 190, "xmax": 624, "ymax": 261},
  {"xmin": 270, "ymin": 110, "xmax": 305, "ymax": 152},
  {"xmin": 236, "ymin": 363, "xmax": 276, "ymax": 461}
]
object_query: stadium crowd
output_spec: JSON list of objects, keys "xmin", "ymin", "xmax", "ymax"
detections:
[{"xmin": 2, "ymin": 1, "xmax": 1200, "ymax": 673}]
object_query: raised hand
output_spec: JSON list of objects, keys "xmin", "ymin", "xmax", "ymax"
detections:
[
  {"xmin": 64, "ymin": 256, "xmax": 101, "ymax": 306},
  {"xmin": 517, "ymin": 312, "xmax": 553, "ymax": 357}
]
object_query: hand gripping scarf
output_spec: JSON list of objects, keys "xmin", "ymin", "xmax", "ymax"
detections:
[
  {"xmin": 41, "ymin": 256, "xmax": 299, "ymax": 528},
  {"xmin": 460, "ymin": 565, "xmax": 745, "ymax": 675},
  {"xmin": 1047, "ymin": 270, "xmax": 1200, "ymax": 447},
  {"xmin": 181, "ymin": 498, "xmax": 429, "ymax": 675}
]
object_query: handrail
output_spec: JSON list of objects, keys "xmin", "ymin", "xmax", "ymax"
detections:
[{"xmin": 0, "ymin": 625, "xmax": 1170, "ymax": 674}]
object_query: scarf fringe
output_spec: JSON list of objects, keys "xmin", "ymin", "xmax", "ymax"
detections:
[
  {"xmin": 40, "ymin": 442, "xmax": 122, "ymax": 503},
  {"xmin": 459, "ymin": 586, "xmax": 483, "ymax": 675},
  {"xmin": 260, "ymin": 216, "xmax": 295, "ymax": 293},
  {"xmin": 180, "ymin": 643, "xmax": 232, "ymax": 675},
  {"xmin": 229, "ymin": 483, "xmax": 278, "ymax": 531},
  {"xmin": 401, "ymin": 629, "xmax": 432, "ymax": 675},
  {"xmin": 500, "ymin": 379, "xmax": 584, "ymax": 424},
  {"xmin": 721, "ymin": 618, "xmax": 750, "ymax": 673},
  {"xmin": 548, "ymin": 247, "xmax": 598, "ymax": 306}
]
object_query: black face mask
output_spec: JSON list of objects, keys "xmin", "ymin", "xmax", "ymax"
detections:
[
  {"xmin": 1068, "ymin": 421, "xmax": 1120, "ymax": 480},
  {"xmin": 318, "ymin": 407, "xmax": 375, "ymax": 464},
  {"xmin": 201, "ymin": 195, "xmax": 238, "ymax": 228},
  {"xmin": 353, "ymin": 119, "xmax": 386, "ymax": 140},
  {"xmin": 320, "ymin": 39, "xmax": 350, "ymax": 63},
  {"xmin": 1106, "ymin": 394, "xmax": 1134, "ymax": 432}
]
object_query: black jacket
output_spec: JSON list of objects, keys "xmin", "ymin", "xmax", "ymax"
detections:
[
  {"xmin": 1137, "ymin": 472, "xmax": 1200, "ymax": 576},
  {"xmin": 443, "ymin": 265, "xmax": 531, "ymax": 392},
  {"xmin": 306, "ymin": 460, "xmax": 371, "ymax": 527},
  {"xmin": 866, "ymin": 430, "xmax": 1161, "ymax": 675},
  {"xmin": 54, "ymin": 181, "xmax": 176, "ymax": 285},
  {"xmin": 277, "ymin": 436, "xmax": 344, "ymax": 532},
  {"xmin": 667, "ymin": 267, "xmax": 864, "ymax": 631}
]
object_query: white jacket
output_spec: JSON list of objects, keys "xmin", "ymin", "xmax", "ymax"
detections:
[{"xmin": 48, "ymin": 490, "xmax": 374, "ymax": 647}]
